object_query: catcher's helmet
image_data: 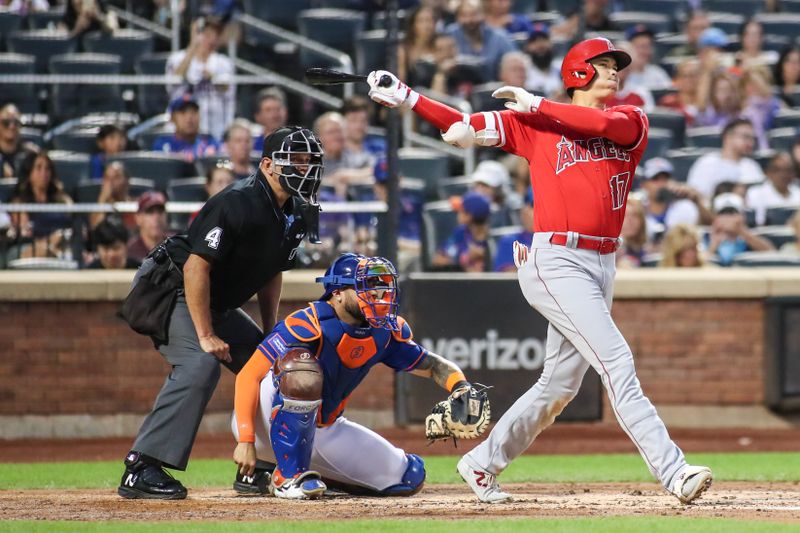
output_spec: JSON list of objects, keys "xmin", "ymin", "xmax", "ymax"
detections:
[
  {"xmin": 262, "ymin": 126, "xmax": 324, "ymax": 205},
  {"xmin": 316, "ymin": 253, "xmax": 400, "ymax": 330},
  {"xmin": 561, "ymin": 37, "xmax": 632, "ymax": 93}
]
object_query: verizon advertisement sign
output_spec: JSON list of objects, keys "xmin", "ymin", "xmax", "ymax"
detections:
[{"xmin": 396, "ymin": 274, "xmax": 601, "ymax": 424}]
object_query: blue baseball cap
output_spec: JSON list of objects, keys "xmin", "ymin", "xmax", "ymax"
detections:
[
  {"xmin": 625, "ymin": 23, "xmax": 654, "ymax": 41},
  {"xmin": 528, "ymin": 22, "xmax": 549, "ymax": 40},
  {"xmin": 460, "ymin": 191, "xmax": 491, "ymax": 223},
  {"xmin": 698, "ymin": 27, "xmax": 728, "ymax": 49},
  {"xmin": 168, "ymin": 92, "xmax": 199, "ymax": 114}
]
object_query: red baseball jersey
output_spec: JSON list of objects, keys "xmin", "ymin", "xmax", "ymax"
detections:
[{"xmin": 494, "ymin": 104, "xmax": 648, "ymax": 238}]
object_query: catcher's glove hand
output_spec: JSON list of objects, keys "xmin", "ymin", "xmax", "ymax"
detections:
[{"xmin": 425, "ymin": 383, "xmax": 491, "ymax": 441}]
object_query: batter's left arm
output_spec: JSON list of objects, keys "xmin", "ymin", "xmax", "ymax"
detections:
[{"xmin": 411, "ymin": 352, "xmax": 469, "ymax": 393}]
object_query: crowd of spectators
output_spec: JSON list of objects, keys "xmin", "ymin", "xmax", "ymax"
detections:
[{"xmin": 1, "ymin": 0, "xmax": 800, "ymax": 271}]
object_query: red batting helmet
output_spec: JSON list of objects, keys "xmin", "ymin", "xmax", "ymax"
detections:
[{"xmin": 561, "ymin": 37, "xmax": 632, "ymax": 92}]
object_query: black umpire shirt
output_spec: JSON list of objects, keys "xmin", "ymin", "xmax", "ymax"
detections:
[{"xmin": 166, "ymin": 170, "xmax": 307, "ymax": 311}]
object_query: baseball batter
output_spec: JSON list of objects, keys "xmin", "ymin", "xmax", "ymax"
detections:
[
  {"xmin": 231, "ymin": 253, "xmax": 483, "ymax": 499},
  {"xmin": 367, "ymin": 38, "xmax": 712, "ymax": 504}
]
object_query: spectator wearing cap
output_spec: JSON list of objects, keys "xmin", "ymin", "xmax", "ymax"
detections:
[
  {"xmin": 445, "ymin": 0, "xmax": 516, "ymax": 81},
  {"xmin": 86, "ymin": 218, "xmax": 141, "ymax": 270},
  {"xmin": 666, "ymin": 9, "xmax": 710, "ymax": 59},
  {"xmin": 153, "ymin": 92, "xmax": 221, "ymax": 162},
  {"xmin": 433, "ymin": 191, "xmax": 491, "ymax": 272},
  {"xmin": 89, "ymin": 161, "xmax": 137, "ymax": 231},
  {"xmin": 707, "ymin": 191, "xmax": 774, "ymax": 265},
  {"xmin": 127, "ymin": 191, "xmax": 172, "ymax": 262},
  {"xmin": 745, "ymin": 152, "xmax": 800, "ymax": 226},
  {"xmin": 90, "ymin": 124, "xmax": 127, "ymax": 180},
  {"xmin": 687, "ymin": 118, "xmax": 765, "ymax": 200},
  {"xmin": 657, "ymin": 58, "xmax": 701, "ymax": 126},
  {"xmin": 523, "ymin": 23, "xmax": 561, "ymax": 97},
  {"xmin": 0, "ymin": 103, "xmax": 38, "ymax": 178},
  {"xmin": 470, "ymin": 159, "xmax": 516, "ymax": 211},
  {"xmin": 624, "ymin": 24, "xmax": 673, "ymax": 90},
  {"xmin": 639, "ymin": 157, "xmax": 712, "ymax": 242},
  {"xmin": 166, "ymin": 15, "xmax": 235, "ymax": 140},
  {"xmin": 482, "ymin": 0, "xmax": 534, "ymax": 36},
  {"xmin": 252, "ymin": 87, "xmax": 288, "ymax": 153},
  {"xmin": 221, "ymin": 120, "xmax": 256, "ymax": 180},
  {"xmin": 494, "ymin": 187, "xmax": 533, "ymax": 272}
]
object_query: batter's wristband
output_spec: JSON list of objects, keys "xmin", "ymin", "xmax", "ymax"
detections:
[{"xmin": 445, "ymin": 372, "xmax": 468, "ymax": 393}]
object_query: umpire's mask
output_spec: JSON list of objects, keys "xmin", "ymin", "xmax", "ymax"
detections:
[{"xmin": 264, "ymin": 126, "xmax": 324, "ymax": 206}]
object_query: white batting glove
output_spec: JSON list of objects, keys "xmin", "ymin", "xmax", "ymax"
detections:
[
  {"xmin": 367, "ymin": 70, "xmax": 419, "ymax": 109},
  {"xmin": 492, "ymin": 86, "xmax": 543, "ymax": 114},
  {"xmin": 441, "ymin": 117, "xmax": 475, "ymax": 148},
  {"xmin": 513, "ymin": 240, "xmax": 529, "ymax": 268}
]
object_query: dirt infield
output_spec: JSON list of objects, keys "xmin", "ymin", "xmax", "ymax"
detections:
[{"xmin": 1, "ymin": 482, "xmax": 798, "ymax": 522}]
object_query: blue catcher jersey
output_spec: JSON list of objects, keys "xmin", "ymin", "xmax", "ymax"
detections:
[{"xmin": 256, "ymin": 301, "xmax": 428, "ymax": 425}]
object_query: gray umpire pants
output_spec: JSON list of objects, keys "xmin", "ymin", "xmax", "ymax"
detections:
[{"xmin": 130, "ymin": 258, "xmax": 264, "ymax": 471}]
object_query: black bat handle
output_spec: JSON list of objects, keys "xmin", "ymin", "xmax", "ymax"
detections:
[{"xmin": 378, "ymin": 74, "xmax": 393, "ymax": 88}]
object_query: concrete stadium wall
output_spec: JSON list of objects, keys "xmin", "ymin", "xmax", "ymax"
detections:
[{"xmin": 1, "ymin": 269, "xmax": 798, "ymax": 438}]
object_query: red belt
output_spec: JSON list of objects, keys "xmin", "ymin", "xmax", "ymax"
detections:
[{"xmin": 549, "ymin": 232, "xmax": 620, "ymax": 255}]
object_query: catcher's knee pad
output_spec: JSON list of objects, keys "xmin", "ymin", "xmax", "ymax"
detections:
[
  {"xmin": 275, "ymin": 346, "xmax": 323, "ymax": 401},
  {"xmin": 269, "ymin": 390, "xmax": 321, "ymax": 480},
  {"xmin": 380, "ymin": 453, "xmax": 426, "ymax": 496}
]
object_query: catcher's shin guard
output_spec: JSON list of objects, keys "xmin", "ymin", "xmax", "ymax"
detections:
[
  {"xmin": 380, "ymin": 453, "xmax": 426, "ymax": 496},
  {"xmin": 269, "ymin": 391, "xmax": 320, "ymax": 480}
]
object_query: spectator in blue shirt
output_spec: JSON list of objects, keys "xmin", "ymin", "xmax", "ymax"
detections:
[
  {"xmin": 90, "ymin": 124, "xmax": 127, "ymax": 180},
  {"xmin": 433, "ymin": 191, "xmax": 491, "ymax": 272},
  {"xmin": 152, "ymin": 92, "xmax": 221, "ymax": 162},
  {"xmin": 706, "ymin": 192, "xmax": 773, "ymax": 266},
  {"xmin": 446, "ymin": 0, "xmax": 516, "ymax": 80},
  {"xmin": 494, "ymin": 187, "xmax": 533, "ymax": 272}
]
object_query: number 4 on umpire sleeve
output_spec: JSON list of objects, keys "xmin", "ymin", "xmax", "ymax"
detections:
[{"xmin": 204, "ymin": 227, "xmax": 223, "ymax": 249}]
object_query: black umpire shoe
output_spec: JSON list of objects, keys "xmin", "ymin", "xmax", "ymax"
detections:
[
  {"xmin": 233, "ymin": 461, "xmax": 274, "ymax": 496},
  {"xmin": 118, "ymin": 451, "xmax": 188, "ymax": 500}
]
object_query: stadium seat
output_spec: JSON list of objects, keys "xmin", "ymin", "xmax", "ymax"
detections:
[
  {"xmin": 470, "ymin": 82, "xmax": 507, "ymax": 113},
  {"xmin": 19, "ymin": 127, "xmax": 43, "ymax": 148},
  {"xmin": 0, "ymin": 12, "xmax": 23, "ymax": 50},
  {"xmin": 74, "ymin": 177, "xmax": 156, "ymax": 203},
  {"xmin": 26, "ymin": 8, "xmax": 65, "ymax": 29},
  {"xmin": 648, "ymin": 107, "xmax": 686, "ymax": 146},
  {"xmin": 355, "ymin": 30, "xmax": 388, "ymax": 78},
  {"xmin": 765, "ymin": 207, "xmax": 798, "ymax": 227},
  {"xmin": 704, "ymin": 0, "xmax": 763, "ymax": 17},
  {"xmin": 168, "ymin": 177, "xmax": 207, "ymax": 202},
  {"xmin": 49, "ymin": 151, "xmax": 92, "ymax": 196},
  {"xmin": 754, "ymin": 13, "xmax": 800, "ymax": 41},
  {"xmin": 421, "ymin": 200, "xmax": 459, "ymax": 271},
  {"xmin": 48, "ymin": 53, "xmax": 123, "ymax": 120},
  {"xmin": 762, "ymin": 34, "xmax": 790, "ymax": 54},
  {"xmin": 6, "ymin": 30, "xmax": 76, "ymax": 73},
  {"xmin": 773, "ymin": 109, "xmax": 800, "ymax": 130},
  {"xmin": 107, "ymin": 152, "xmax": 195, "ymax": 191},
  {"xmin": 371, "ymin": 9, "xmax": 407, "ymax": 30},
  {"xmin": 0, "ymin": 53, "xmax": 37, "ymax": 112},
  {"xmin": 654, "ymin": 34, "xmax": 687, "ymax": 63},
  {"xmin": 744, "ymin": 208, "xmax": 757, "ymax": 228},
  {"xmin": 511, "ymin": 0, "xmax": 539, "ymax": 14},
  {"xmin": 624, "ymin": 0, "xmax": 686, "ymax": 18},
  {"xmin": 781, "ymin": 0, "xmax": 800, "ymax": 11},
  {"xmin": 134, "ymin": 53, "xmax": 172, "ymax": 118},
  {"xmin": 767, "ymin": 128, "xmax": 797, "ymax": 152},
  {"xmin": 82, "ymin": 30, "xmax": 154, "ymax": 73},
  {"xmin": 52, "ymin": 128, "xmax": 100, "ymax": 153},
  {"xmin": 437, "ymin": 176, "xmax": 472, "ymax": 201},
  {"xmin": 664, "ymin": 148, "xmax": 714, "ymax": 183},
  {"xmin": 640, "ymin": 252, "xmax": 662, "ymax": 267},
  {"xmin": 732, "ymin": 251, "xmax": 800, "ymax": 267},
  {"xmin": 298, "ymin": 9, "xmax": 366, "ymax": 67},
  {"xmin": 643, "ymin": 128, "xmax": 674, "ymax": 160},
  {"xmin": 398, "ymin": 147, "xmax": 450, "ymax": 201},
  {"xmin": 7, "ymin": 257, "xmax": 78, "ymax": 270},
  {"xmin": 608, "ymin": 12, "xmax": 672, "ymax": 34},
  {"xmin": 0, "ymin": 177, "xmax": 17, "ymax": 202},
  {"xmin": 685, "ymin": 126, "xmax": 724, "ymax": 149},
  {"xmin": 706, "ymin": 12, "xmax": 745, "ymax": 36},
  {"xmin": 244, "ymin": 0, "xmax": 312, "ymax": 31}
]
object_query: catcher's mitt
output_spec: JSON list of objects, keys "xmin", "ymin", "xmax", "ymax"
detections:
[{"xmin": 425, "ymin": 383, "xmax": 491, "ymax": 441}]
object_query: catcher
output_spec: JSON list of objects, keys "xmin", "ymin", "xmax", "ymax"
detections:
[{"xmin": 231, "ymin": 253, "xmax": 490, "ymax": 499}]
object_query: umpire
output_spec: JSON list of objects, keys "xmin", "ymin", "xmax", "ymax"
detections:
[{"xmin": 117, "ymin": 126, "xmax": 325, "ymax": 499}]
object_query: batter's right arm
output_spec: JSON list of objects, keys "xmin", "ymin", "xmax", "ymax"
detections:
[{"xmin": 367, "ymin": 70, "xmax": 504, "ymax": 149}]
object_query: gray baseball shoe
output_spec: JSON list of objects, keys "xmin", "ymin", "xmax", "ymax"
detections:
[
  {"xmin": 457, "ymin": 455, "xmax": 512, "ymax": 504},
  {"xmin": 671, "ymin": 465, "xmax": 713, "ymax": 504}
]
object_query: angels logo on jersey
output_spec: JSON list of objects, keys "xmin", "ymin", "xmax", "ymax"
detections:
[{"xmin": 555, "ymin": 135, "xmax": 631, "ymax": 175}]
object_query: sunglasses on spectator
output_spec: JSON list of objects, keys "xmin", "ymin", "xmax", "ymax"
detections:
[{"xmin": 0, "ymin": 118, "xmax": 21, "ymax": 128}]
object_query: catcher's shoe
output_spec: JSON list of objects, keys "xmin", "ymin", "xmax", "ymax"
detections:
[
  {"xmin": 118, "ymin": 451, "xmax": 187, "ymax": 500},
  {"xmin": 270, "ymin": 470, "xmax": 326, "ymax": 500},
  {"xmin": 671, "ymin": 465, "xmax": 713, "ymax": 504},
  {"xmin": 457, "ymin": 455, "xmax": 512, "ymax": 504},
  {"xmin": 233, "ymin": 466, "xmax": 272, "ymax": 496}
]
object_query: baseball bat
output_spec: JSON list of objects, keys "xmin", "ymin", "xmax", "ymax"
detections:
[{"xmin": 305, "ymin": 67, "xmax": 393, "ymax": 87}]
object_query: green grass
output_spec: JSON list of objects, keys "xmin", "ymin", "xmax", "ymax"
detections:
[
  {"xmin": 0, "ymin": 452, "xmax": 798, "ymax": 490},
  {"xmin": 0, "ymin": 518, "xmax": 798, "ymax": 533}
]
